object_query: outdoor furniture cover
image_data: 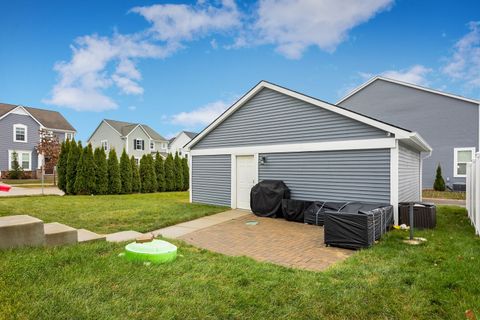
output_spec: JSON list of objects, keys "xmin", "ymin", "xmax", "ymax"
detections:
[
  {"xmin": 282, "ymin": 199, "xmax": 313, "ymax": 222},
  {"xmin": 250, "ymin": 180, "xmax": 290, "ymax": 218},
  {"xmin": 324, "ymin": 203, "xmax": 393, "ymax": 249},
  {"xmin": 304, "ymin": 201, "xmax": 346, "ymax": 226},
  {"xmin": 398, "ymin": 202, "xmax": 436, "ymax": 229}
]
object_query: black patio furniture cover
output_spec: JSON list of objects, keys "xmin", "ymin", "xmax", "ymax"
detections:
[{"xmin": 250, "ymin": 180, "xmax": 290, "ymax": 217}]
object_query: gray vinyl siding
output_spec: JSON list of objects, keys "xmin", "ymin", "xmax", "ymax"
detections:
[
  {"xmin": 194, "ymin": 88, "xmax": 388, "ymax": 149},
  {"xmin": 259, "ymin": 149, "xmax": 391, "ymax": 203},
  {"xmin": 339, "ymin": 79, "xmax": 479, "ymax": 188},
  {"xmin": 191, "ymin": 155, "xmax": 231, "ymax": 206},
  {"xmin": 0, "ymin": 113, "xmax": 39, "ymax": 171},
  {"xmin": 398, "ymin": 143, "xmax": 421, "ymax": 202},
  {"xmin": 88, "ymin": 122, "xmax": 125, "ymax": 159}
]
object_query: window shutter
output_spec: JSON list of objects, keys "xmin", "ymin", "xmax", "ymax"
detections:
[
  {"xmin": 142, "ymin": 140, "xmax": 145, "ymax": 150},
  {"xmin": 133, "ymin": 139, "xmax": 137, "ymax": 150}
]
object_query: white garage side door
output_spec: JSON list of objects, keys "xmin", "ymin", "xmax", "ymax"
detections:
[{"xmin": 236, "ymin": 155, "xmax": 256, "ymax": 209}]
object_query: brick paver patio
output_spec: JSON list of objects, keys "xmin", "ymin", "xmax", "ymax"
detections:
[{"xmin": 179, "ymin": 211, "xmax": 354, "ymax": 271}]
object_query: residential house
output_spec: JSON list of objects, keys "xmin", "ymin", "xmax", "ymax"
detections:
[
  {"xmin": 168, "ymin": 131, "xmax": 198, "ymax": 158},
  {"xmin": 88, "ymin": 119, "xmax": 168, "ymax": 163},
  {"xmin": 337, "ymin": 76, "xmax": 480, "ymax": 190},
  {"xmin": 185, "ymin": 81, "xmax": 431, "ymax": 223},
  {"xmin": 0, "ymin": 103, "xmax": 76, "ymax": 178}
]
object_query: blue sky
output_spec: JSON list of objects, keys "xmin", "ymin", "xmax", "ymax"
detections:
[{"xmin": 1, "ymin": 0, "xmax": 479, "ymax": 141}]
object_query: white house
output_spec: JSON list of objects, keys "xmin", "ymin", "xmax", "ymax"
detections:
[
  {"xmin": 88, "ymin": 119, "xmax": 168, "ymax": 163},
  {"xmin": 168, "ymin": 131, "xmax": 198, "ymax": 158}
]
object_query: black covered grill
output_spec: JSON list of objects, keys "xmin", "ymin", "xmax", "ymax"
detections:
[{"xmin": 250, "ymin": 180, "xmax": 290, "ymax": 218}]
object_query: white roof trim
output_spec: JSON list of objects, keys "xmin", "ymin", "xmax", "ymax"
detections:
[
  {"xmin": 126, "ymin": 124, "xmax": 153, "ymax": 140},
  {"xmin": 0, "ymin": 106, "xmax": 43, "ymax": 127},
  {"xmin": 337, "ymin": 76, "xmax": 480, "ymax": 105},
  {"xmin": 186, "ymin": 81, "xmax": 431, "ymax": 152},
  {"xmin": 87, "ymin": 120, "xmax": 122, "ymax": 143}
]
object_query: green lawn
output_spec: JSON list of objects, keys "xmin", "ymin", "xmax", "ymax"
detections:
[
  {"xmin": 0, "ymin": 192, "xmax": 226, "ymax": 234},
  {"xmin": 423, "ymin": 189, "xmax": 466, "ymax": 200},
  {"xmin": 0, "ymin": 206, "xmax": 479, "ymax": 319}
]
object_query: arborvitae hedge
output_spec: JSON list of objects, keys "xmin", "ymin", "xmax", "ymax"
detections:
[
  {"xmin": 66, "ymin": 140, "xmax": 81, "ymax": 194},
  {"xmin": 131, "ymin": 156, "xmax": 141, "ymax": 193},
  {"xmin": 57, "ymin": 140, "xmax": 70, "ymax": 192},
  {"xmin": 433, "ymin": 164, "xmax": 446, "ymax": 191},
  {"xmin": 164, "ymin": 153, "xmax": 175, "ymax": 191},
  {"xmin": 93, "ymin": 147, "xmax": 108, "ymax": 195},
  {"xmin": 74, "ymin": 145, "xmax": 96, "ymax": 195},
  {"xmin": 182, "ymin": 157, "xmax": 189, "ymax": 191},
  {"xmin": 174, "ymin": 152, "xmax": 184, "ymax": 191},
  {"xmin": 139, "ymin": 154, "xmax": 157, "ymax": 193},
  {"xmin": 107, "ymin": 149, "xmax": 122, "ymax": 194},
  {"xmin": 120, "ymin": 149, "xmax": 133, "ymax": 194},
  {"xmin": 155, "ymin": 152, "xmax": 166, "ymax": 192}
]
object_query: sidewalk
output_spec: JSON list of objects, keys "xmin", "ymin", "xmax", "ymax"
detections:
[{"xmin": 0, "ymin": 186, "xmax": 64, "ymax": 197}]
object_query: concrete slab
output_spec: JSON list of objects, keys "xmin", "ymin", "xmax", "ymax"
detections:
[
  {"xmin": 44, "ymin": 222, "xmax": 78, "ymax": 246},
  {"xmin": 0, "ymin": 187, "xmax": 64, "ymax": 197},
  {"xmin": 106, "ymin": 230, "xmax": 143, "ymax": 243},
  {"xmin": 152, "ymin": 209, "xmax": 251, "ymax": 239},
  {"xmin": 77, "ymin": 229, "xmax": 106, "ymax": 243},
  {"xmin": 0, "ymin": 215, "xmax": 45, "ymax": 249}
]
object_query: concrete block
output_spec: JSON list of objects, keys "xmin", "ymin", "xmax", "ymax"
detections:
[
  {"xmin": 44, "ymin": 222, "xmax": 78, "ymax": 246},
  {"xmin": 0, "ymin": 215, "xmax": 45, "ymax": 249},
  {"xmin": 77, "ymin": 229, "xmax": 106, "ymax": 243}
]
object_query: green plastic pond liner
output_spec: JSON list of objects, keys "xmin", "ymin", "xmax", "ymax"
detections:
[{"xmin": 124, "ymin": 239, "xmax": 177, "ymax": 264}]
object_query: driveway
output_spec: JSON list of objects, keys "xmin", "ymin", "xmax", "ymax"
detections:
[
  {"xmin": 0, "ymin": 186, "xmax": 64, "ymax": 197},
  {"xmin": 177, "ymin": 210, "xmax": 353, "ymax": 272}
]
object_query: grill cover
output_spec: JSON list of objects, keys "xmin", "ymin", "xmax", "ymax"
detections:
[{"xmin": 250, "ymin": 180, "xmax": 290, "ymax": 217}]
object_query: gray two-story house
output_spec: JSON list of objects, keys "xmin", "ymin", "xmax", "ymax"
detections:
[
  {"xmin": 338, "ymin": 76, "xmax": 480, "ymax": 189},
  {"xmin": 88, "ymin": 119, "xmax": 168, "ymax": 163},
  {"xmin": 0, "ymin": 103, "xmax": 76, "ymax": 178}
]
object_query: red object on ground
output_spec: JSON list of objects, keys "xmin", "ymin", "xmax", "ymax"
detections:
[{"xmin": 0, "ymin": 184, "xmax": 11, "ymax": 192}]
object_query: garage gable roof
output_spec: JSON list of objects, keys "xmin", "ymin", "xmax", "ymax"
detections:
[{"xmin": 186, "ymin": 81, "xmax": 431, "ymax": 152}]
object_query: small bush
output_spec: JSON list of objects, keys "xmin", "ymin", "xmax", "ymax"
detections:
[
  {"xmin": 66, "ymin": 140, "xmax": 82, "ymax": 194},
  {"xmin": 57, "ymin": 140, "xmax": 70, "ymax": 191},
  {"xmin": 139, "ymin": 155, "xmax": 157, "ymax": 193},
  {"xmin": 8, "ymin": 151, "xmax": 24, "ymax": 179},
  {"xmin": 74, "ymin": 145, "xmax": 96, "ymax": 195},
  {"xmin": 174, "ymin": 152, "xmax": 184, "ymax": 191},
  {"xmin": 433, "ymin": 164, "xmax": 446, "ymax": 191}
]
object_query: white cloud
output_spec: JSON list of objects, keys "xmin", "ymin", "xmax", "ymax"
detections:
[
  {"xmin": 442, "ymin": 21, "xmax": 480, "ymax": 88},
  {"xmin": 130, "ymin": 0, "xmax": 241, "ymax": 43},
  {"xmin": 128, "ymin": 105, "xmax": 137, "ymax": 111},
  {"xmin": 171, "ymin": 99, "xmax": 232, "ymax": 127},
  {"xmin": 254, "ymin": 0, "xmax": 393, "ymax": 59},
  {"xmin": 46, "ymin": 1, "xmax": 241, "ymax": 112},
  {"xmin": 380, "ymin": 65, "xmax": 432, "ymax": 86}
]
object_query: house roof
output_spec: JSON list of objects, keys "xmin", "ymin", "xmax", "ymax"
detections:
[
  {"xmin": 183, "ymin": 131, "xmax": 198, "ymax": 139},
  {"xmin": 337, "ymin": 76, "xmax": 480, "ymax": 105},
  {"xmin": 103, "ymin": 119, "xmax": 166, "ymax": 141},
  {"xmin": 0, "ymin": 103, "xmax": 76, "ymax": 131},
  {"xmin": 185, "ymin": 80, "xmax": 432, "ymax": 152}
]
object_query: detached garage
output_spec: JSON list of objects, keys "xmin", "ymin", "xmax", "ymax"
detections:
[{"xmin": 185, "ymin": 81, "xmax": 432, "ymax": 224}]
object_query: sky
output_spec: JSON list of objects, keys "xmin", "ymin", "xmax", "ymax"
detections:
[{"xmin": 1, "ymin": 0, "xmax": 479, "ymax": 142}]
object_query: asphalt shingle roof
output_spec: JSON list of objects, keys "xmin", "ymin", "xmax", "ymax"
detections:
[
  {"xmin": 0, "ymin": 103, "xmax": 75, "ymax": 131},
  {"xmin": 104, "ymin": 119, "xmax": 166, "ymax": 141}
]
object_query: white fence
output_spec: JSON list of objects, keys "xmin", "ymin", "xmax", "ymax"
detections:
[{"xmin": 466, "ymin": 153, "xmax": 480, "ymax": 235}]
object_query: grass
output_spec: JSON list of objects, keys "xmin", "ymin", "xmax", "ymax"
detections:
[
  {"xmin": 0, "ymin": 192, "xmax": 226, "ymax": 234},
  {"xmin": 423, "ymin": 189, "xmax": 466, "ymax": 200},
  {"xmin": 1, "ymin": 179, "xmax": 54, "ymax": 187},
  {"xmin": 0, "ymin": 206, "xmax": 479, "ymax": 319}
]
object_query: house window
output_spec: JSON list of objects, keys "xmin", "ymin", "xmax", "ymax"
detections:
[
  {"xmin": 134, "ymin": 139, "xmax": 144, "ymax": 150},
  {"xmin": 65, "ymin": 133, "xmax": 73, "ymax": 140},
  {"xmin": 13, "ymin": 124, "xmax": 27, "ymax": 142},
  {"xmin": 135, "ymin": 158, "xmax": 140, "ymax": 166},
  {"xmin": 9, "ymin": 150, "xmax": 31, "ymax": 170},
  {"xmin": 101, "ymin": 140, "xmax": 109, "ymax": 152},
  {"xmin": 150, "ymin": 141, "xmax": 155, "ymax": 151},
  {"xmin": 454, "ymin": 147, "xmax": 475, "ymax": 177}
]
